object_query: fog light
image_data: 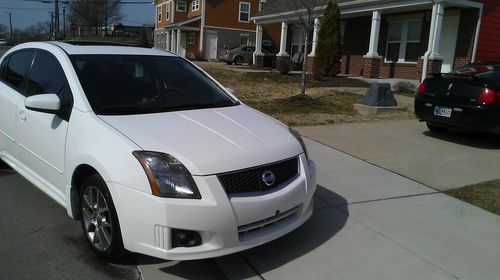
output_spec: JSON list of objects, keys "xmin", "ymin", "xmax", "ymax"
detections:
[{"xmin": 171, "ymin": 229, "xmax": 202, "ymax": 248}]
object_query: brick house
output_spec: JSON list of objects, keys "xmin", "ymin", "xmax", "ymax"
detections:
[
  {"xmin": 153, "ymin": 0, "xmax": 262, "ymax": 59},
  {"xmin": 253, "ymin": 0, "xmax": 499, "ymax": 81}
]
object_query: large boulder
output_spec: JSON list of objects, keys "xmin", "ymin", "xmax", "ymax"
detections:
[{"xmin": 361, "ymin": 82, "xmax": 397, "ymax": 107}]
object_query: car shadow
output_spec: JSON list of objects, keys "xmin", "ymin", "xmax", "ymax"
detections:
[
  {"xmin": 159, "ymin": 185, "xmax": 349, "ymax": 279},
  {"xmin": 423, "ymin": 129, "xmax": 500, "ymax": 150}
]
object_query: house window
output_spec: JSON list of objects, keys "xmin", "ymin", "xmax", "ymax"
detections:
[
  {"xmin": 239, "ymin": 2, "xmax": 251, "ymax": 22},
  {"xmin": 291, "ymin": 29, "xmax": 304, "ymax": 55},
  {"xmin": 188, "ymin": 32, "xmax": 195, "ymax": 44},
  {"xmin": 157, "ymin": 5, "xmax": 162, "ymax": 23},
  {"xmin": 192, "ymin": 0, "xmax": 199, "ymax": 11},
  {"xmin": 177, "ymin": 0, "xmax": 187, "ymax": 12},
  {"xmin": 165, "ymin": 2, "xmax": 170, "ymax": 20},
  {"xmin": 386, "ymin": 20, "xmax": 422, "ymax": 63}
]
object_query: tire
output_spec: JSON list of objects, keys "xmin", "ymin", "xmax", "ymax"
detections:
[
  {"xmin": 426, "ymin": 122, "xmax": 447, "ymax": 133},
  {"xmin": 80, "ymin": 174, "xmax": 126, "ymax": 260},
  {"xmin": 234, "ymin": 56, "xmax": 244, "ymax": 65},
  {"xmin": 226, "ymin": 61, "xmax": 233, "ymax": 65}
]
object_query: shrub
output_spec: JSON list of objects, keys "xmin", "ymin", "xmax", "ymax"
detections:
[{"xmin": 313, "ymin": 0, "xmax": 341, "ymax": 78}]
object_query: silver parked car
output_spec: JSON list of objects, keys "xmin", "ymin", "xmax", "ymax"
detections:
[{"xmin": 219, "ymin": 46, "xmax": 273, "ymax": 65}]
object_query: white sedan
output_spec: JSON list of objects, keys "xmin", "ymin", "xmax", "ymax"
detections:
[{"xmin": 0, "ymin": 42, "xmax": 316, "ymax": 260}]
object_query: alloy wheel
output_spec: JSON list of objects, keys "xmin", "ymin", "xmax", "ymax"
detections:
[{"xmin": 81, "ymin": 186, "xmax": 113, "ymax": 252}]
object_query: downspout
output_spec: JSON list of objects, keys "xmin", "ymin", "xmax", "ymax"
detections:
[
  {"xmin": 422, "ymin": 1, "xmax": 438, "ymax": 82},
  {"xmin": 471, "ymin": 5, "xmax": 483, "ymax": 63},
  {"xmin": 199, "ymin": 0, "xmax": 206, "ymax": 58}
]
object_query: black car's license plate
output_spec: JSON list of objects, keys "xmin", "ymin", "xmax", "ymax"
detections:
[{"xmin": 434, "ymin": 106, "xmax": 452, "ymax": 118}]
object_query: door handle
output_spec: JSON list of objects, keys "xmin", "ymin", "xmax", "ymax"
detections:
[{"xmin": 18, "ymin": 110, "xmax": 27, "ymax": 121}]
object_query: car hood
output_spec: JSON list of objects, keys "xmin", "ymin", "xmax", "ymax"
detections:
[{"xmin": 99, "ymin": 105, "xmax": 302, "ymax": 175}]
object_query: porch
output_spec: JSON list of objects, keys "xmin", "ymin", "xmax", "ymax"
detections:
[
  {"xmin": 154, "ymin": 16, "xmax": 201, "ymax": 59},
  {"xmin": 252, "ymin": 0, "xmax": 484, "ymax": 81}
]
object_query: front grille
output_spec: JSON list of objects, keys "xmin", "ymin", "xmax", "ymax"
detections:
[{"xmin": 218, "ymin": 157, "xmax": 299, "ymax": 196}]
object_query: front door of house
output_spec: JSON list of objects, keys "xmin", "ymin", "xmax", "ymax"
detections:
[
  {"xmin": 205, "ymin": 32, "xmax": 218, "ymax": 60},
  {"xmin": 439, "ymin": 10, "xmax": 461, "ymax": 73}
]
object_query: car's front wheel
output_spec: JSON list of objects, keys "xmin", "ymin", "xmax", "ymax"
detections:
[{"xmin": 80, "ymin": 174, "xmax": 126, "ymax": 260}]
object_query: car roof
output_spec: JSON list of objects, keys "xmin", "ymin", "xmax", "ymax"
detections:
[{"xmin": 12, "ymin": 41, "xmax": 177, "ymax": 56}]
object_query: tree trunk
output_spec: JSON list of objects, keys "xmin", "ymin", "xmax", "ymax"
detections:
[{"xmin": 300, "ymin": 29, "xmax": 309, "ymax": 96}]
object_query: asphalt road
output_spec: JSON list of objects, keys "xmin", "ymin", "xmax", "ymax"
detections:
[{"xmin": 0, "ymin": 168, "xmax": 139, "ymax": 280}]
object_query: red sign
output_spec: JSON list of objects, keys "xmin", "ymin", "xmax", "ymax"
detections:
[{"xmin": 70, "ymin": 23, "xmax": 78, "ymax": 31}]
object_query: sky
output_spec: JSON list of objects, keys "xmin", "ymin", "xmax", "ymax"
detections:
[{"xmin": 0, "ymin": 0, "xmax": 154, "ymax": 30}]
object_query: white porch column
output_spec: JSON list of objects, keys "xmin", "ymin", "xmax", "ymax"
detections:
[
  {"xmin": 309, "ymin": 18, "xmax": 321, "ymax": 57},
  {"xmin": 255, "ymin": 24, "xmax": 263, "ymax": 55},
  {"xmin": 166, "ymin": 30, "xmax": 171, "ymax": 51},
  {"xmin": 170, "ymin": 30, "xmax": 176, "ymax": 53},
  {"xmin": 429, "ymin": 2, "xmax": 445, "ymax": 59},
  {"xmin": 176, "ymin": 29, "xmax": 182, "ymax": 55},
  {"xmin": 365, "ymin": 10, "xmax": 381, "ymax": 58},
  {"xmin": 277, "ymin": 22, "xmax": 288, "ymax": 56},
  {"xmin": 253, "ymin": 24, "xmax": 264, "ymax": 64}
]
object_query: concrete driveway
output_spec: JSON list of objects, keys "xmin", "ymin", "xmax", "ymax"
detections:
[
  {"xmin": 298, "ymin": 119, "xmax": 500, "ymax": 191},
  {"xmin": 1, "ymin": 119, "xmax": 499, "ymax": 279}
]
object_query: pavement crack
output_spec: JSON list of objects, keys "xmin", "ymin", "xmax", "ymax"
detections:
[
  {"xmin": 29, "ymin": 226, "xmax": 44, "ymax": 234},
  {"xmin": 315, "ymin": 191, "xmax": 440, "ymax": 212},
  {"xmin": 303, "ymin": 137, "xmax": 443, "ymax": 193},
  {"xmin": 239, "ymin": 253, "xmax": 266, "ymax": 280}
]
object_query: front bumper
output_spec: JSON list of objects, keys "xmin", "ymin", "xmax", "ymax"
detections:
[{"xmin": 108, "ymin": 154, "xmax": 316, "ymax": 260}]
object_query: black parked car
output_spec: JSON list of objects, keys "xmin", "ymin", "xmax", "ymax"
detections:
[{"xmin": 415, "ymin": 63, "xmax": 500, "ymax": 134}]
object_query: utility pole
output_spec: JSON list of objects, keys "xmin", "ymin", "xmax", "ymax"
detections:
[
  {"xmin": 50, "ymin": 11, "xmax": 54, "ymax": 39},
  {"xmin": 104, "ymin": 0, "xmax": 108, "ymax": 35},
  {"xmin": 62, "ymin": 2, "xmax": 66, "ymax": 39},
  {"xmin": 8, "ymin": 12, "xmax": 12, "ymax": 41},
  {"xmin": 54, "ymin": 0, "xmax": 59, "ymax": 39}
]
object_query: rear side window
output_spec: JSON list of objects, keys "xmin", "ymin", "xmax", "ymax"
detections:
[{"xmin": 3, "ymin": 50, "xmax": 35, "ymax": 93}]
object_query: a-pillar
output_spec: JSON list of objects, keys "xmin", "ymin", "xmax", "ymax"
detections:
[
  {"xmin": 253, "ymin": 24, "xmax": 265, "ymax": 68},
  {"xmin": 276, "ymin": 22, "xmax": 290, "ymax": 70},
  {"xmin": 363, "ymin": 10, "xmax": 382, "ymax": 78},
  {"xmin": 306, "ymin": 17, "xmax": 320, "ymax": 74}
]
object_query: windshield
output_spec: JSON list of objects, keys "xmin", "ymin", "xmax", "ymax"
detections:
[{"xmin": 70, "ymin": 55, "xmax": 238, "ymax": 115}]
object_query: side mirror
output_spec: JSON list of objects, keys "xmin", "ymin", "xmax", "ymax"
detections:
[
  {"xmin": 225, "ymin": 87, "xmax": 236, "ymax": 95},
  {"xmin": 25, "ymin": 94, "xmax": 61, "ymax": 114}
]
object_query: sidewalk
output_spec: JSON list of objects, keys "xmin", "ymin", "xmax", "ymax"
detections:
[{"xmin": 138, "ymin": 137, "xmax": 500, "ymax": 280}]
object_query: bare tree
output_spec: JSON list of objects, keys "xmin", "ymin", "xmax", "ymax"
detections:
[
  {"xmin": 69, "ymin": 0, "xmax": 123, "ymax": 27},
  {"xmin": 262, "ymin": 0, "xmax": 332, "ymax": 97}
]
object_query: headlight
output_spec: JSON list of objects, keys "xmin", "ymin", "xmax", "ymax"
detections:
[
  {"xmin": 133, "ymin": 151, "xmax": 201, "ymax": 199},
  {"xmin": 289, "ymin": 127, "xmax": 309, "ymax": 161}
]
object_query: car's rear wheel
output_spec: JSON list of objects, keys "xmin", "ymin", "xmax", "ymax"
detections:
[
  {"xmin": 226, "ymin": 61, "xmax": 233, "ymax": 65},
  {"xmin": 426, "ymin": 122, "xmax": 447, "ymax": 133},
  {"xmin": 80, "ymin": 174, "xmax": 126, "ymax": 260},
  {"xmin": 234, "ymin": 56, "xmax": 244, "ymax": 65}
]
